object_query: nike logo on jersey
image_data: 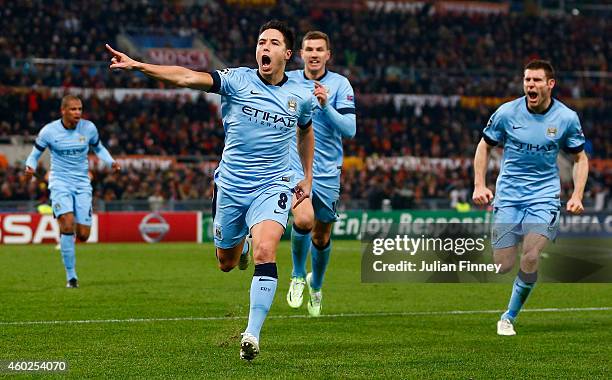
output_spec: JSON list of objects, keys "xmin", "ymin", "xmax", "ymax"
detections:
[
  {"xmin": 250, "ymin": 90, "xmax": 261, "ymax": 95},
  {"xmin": 258, "ymin": 278, "xmax": 275, "ymax": 282},
  {"xmin": 273, "ymin": 210, "xmax": 284, "ymax": 214},
  {"xmin": 512, "ymin": 125, "xmax": 524, "ymax": 130}
]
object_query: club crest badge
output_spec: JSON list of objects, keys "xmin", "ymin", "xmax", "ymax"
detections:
[
  {"xmin": 214, "ymin": 223, "xmax": 223, "ymax": 240},
  {"xmin": 546, "ymin": 126, "xmax": 557, "ymax": 138},
  {"xmin": 287, "ymin": 98, "xmax": 297, "ymax": 113}
]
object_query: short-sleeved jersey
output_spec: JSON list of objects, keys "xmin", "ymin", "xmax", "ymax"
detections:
[
  {"xmin": 209, "ymin": 68, "xmax": 313, "ymax": 192},
  {"xmin": 34, "ymin": 119, "xmax": 101, "ymax": 191},
  {"xmin": 483, "ymin": 97, "xmax": 585, "ymax": 207},
  {"xmin": 287, "ymin": 69, "xmax": 355, "ymax": 181}
]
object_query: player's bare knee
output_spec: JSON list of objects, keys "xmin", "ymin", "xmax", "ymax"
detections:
[
  {"xmin": 217, "ymin": 257, "xmax": 237, "ymax": 272},
  {"xmin": 493, "ymin": 254, "xmax": 512, "ymax": 265},
  {"xmin": 312, "ymin": 221, "xmax": 333, "ymax": 248},
  {"xmin": 215, "ymin": 249, "xmax": 238, "ymax": 272},
  {"xmin": 497, "ymin": 263, "xmax": 514, "ymax": 274},
  {"xmin": 311, "ymin": 234, "xmax": 330, "ymax": 249},
  {"xmin": 76, "ymin": 232, "xmax": 89, "ymax": 242},
  {"xmin": 75, "ymin": 225, "xmax": 90, "ymax": 242},
  {"xmin": 58, "ymin": 214, "xmax": 75, "ymax": 234},
  {"xmin": 521, "ymin": 252, "xmax": 539, "ymax": 268},
  {"xmin": 253, "ymin": 242, "xmax": 276, "ymax": 263},
  {"xmin": 492, "ymin": 254, "xmax": 515, "ymax": 273},
  {"xmin": 523, "ymin": 246, "xmax": 542, "ymax": 258},
  {"xmin": 59, "ymin": 223, "xmax": 74, "ymax": 234},
  {"xmin": 218, "ymin": 262, "xmax": 235, "ymax": 272},
  {"xmin": 293, "ymin": 213, "xmax": 314, "ymax": 232}
]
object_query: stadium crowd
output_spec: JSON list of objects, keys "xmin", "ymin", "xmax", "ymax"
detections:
[
  {"xmin": 1, "ymin": 92, "xmax": 609, "ymax": 159},
  {"xmin": 1, "ymin": 1, "xmax": 609, "ymax": 96},
  {"xmin": 2, "ymin": 158, "xmax": 610, "ymax": 210},
  {"xmin": 0, "ymin": 1, "xmax": 609, "ymax": 210},
  {"xmin": 0, "ymin": 91, "xmax": 224, "ymax": 156},
  {"xmin": 0, "ymin": 162, "xmax": 212, "ymax": 205}
]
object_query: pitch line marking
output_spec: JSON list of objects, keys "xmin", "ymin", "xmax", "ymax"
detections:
[{"xmin": 0, "ymin": 307, "xmax": 610, "ymax": 326}]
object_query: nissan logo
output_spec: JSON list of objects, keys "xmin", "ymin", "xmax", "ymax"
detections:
[{"xmin": 139, "ymin": 213, "xmax": 170, "ymax": 243}]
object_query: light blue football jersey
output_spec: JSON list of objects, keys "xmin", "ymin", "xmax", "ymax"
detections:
[
  {"xmin": 31, "ymin": 119, "xmax": 102, "ymax": 191},
  {"xmin": 210, "ymin": 68, "xmax": 313, "ymax": 192},
  {"xmin": 483, "ymin": 97, "xmax": 585, "ymax": 207},
  {"xmin": 286, "ymin": 69, "xmax": 355, "ymax": 181}
]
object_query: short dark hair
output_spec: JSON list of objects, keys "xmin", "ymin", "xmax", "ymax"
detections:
[
  {"xmin": 524, "ymin": 60, "xmax": 555, "ymax": 80},
  {"xmin": 258, "ymin": 20, "xmax": 294, "ymax": 51},
  {"xmin": 302, "ymin": 31, "xmax": 331, "ymax": 50},
  {"xmin": 61, "ymin": 95, "xmax": 81, "ymax": 109}
]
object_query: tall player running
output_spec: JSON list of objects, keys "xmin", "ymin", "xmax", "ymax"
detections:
[
  {"xmin": 472, "ymin": 60, "xmax": 588, "ymax": 335},
  {"xmin": 25, "ymin": 95, "xmax": 120, "ymax": 288},
  {"xmin": 106, "ymin": 20, "xmax": 314, "ymax": 360},
  {"xmin": 286, "ymin": 31, "xmax": 356, "ymax": 316}
]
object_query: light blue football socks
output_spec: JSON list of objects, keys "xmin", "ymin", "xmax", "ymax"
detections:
[
  {"xmin": 290, "ymin": 224, "xmax": 311, "ymax": 279},
  {"xmin": 310, "ymin": 240, "xmax": 331, "ymax": 291},
  {"xmin": 60, "ymin": 233, "xmax": 77, "ymax": 280},
  {"xmin": 245, "ymin": 263, "xmax": 278, "ymax": 340},
  {"xmin": 501, "ymin": 270, "xmax": 537, "ymax": 322}
]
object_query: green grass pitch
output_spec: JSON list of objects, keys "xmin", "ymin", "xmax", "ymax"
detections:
[{"xmin": 1, "ymin": 242, "xmax": 611, "ymax": 378}]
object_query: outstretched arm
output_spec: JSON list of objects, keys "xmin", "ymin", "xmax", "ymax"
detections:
[
  {"xmin": 566, "ymin": 151, "xmax": 588, "ymax": 214},
  {"xmin": 105, "ymin": 44, "xmax": 213, "ymax": 91}
]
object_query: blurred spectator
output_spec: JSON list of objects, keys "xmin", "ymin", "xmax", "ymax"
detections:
[
  {"xmin": 0, "ymin": 1, "xmax": 609, "ymax": 211},
  {"xmin": 1, "ymin": 92, "xmax": 609, "ymax": 159},
  {"xmin": 0, "ymin": 1, "xmax": 609, "ymax": 96},
  {"xmin": 148, "ymin": 184, "xmax": 165, "ymax": 211},
  {"xmin": 1, "ymin": 161, "xmax": 609, "ymax": 210}
]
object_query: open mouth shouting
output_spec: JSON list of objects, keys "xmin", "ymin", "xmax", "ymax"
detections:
[
  {"xmin": 527, "ymin": 90, "xmax": 538, "ymax": 103},
  {"xmin": 261, "ymin": 55, "xmax": 272, "ymax": 71}
]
